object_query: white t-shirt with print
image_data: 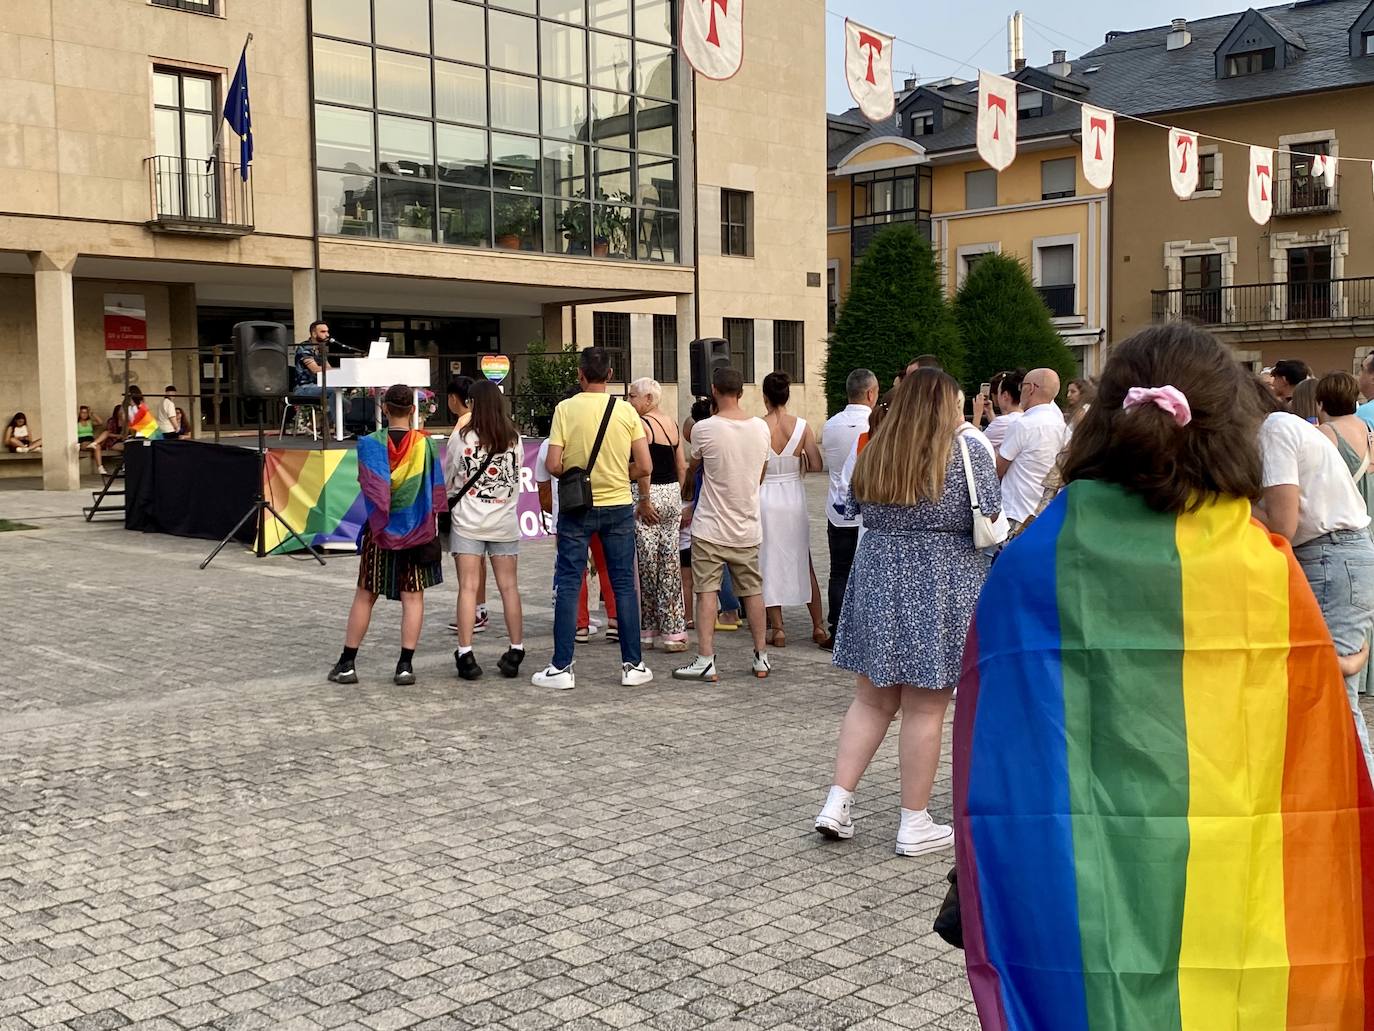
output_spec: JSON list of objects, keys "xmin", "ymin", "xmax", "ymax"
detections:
[
  {"xmin": 445, "ymin": 428, "xmax": 523, "ymax": 543},
  {"xmin": 534, "ymin": 438, "xmax": 559, "ymax": 528},
  {"xmin": 1260, "ymin": 411, "xmax": 1370, "ymax": 546}
]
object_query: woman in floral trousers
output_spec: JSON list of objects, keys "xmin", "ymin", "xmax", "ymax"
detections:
[{"xmin": 627, "ymin": 378, "xmax": 689, "ymax": 653}]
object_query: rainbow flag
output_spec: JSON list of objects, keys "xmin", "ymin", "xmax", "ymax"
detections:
[
  {"xmin": 261, "ymin": 448, "xmax": 367, "ymax": 555},
  {"xmin": 129, "ymin": 403, "xmax": 161, "ymax": 439},
  {"xmin": 356, "ymin": 428, "xmax": 445, "ymax": 549},
  {"xmin": 954, "ymin": 480, "xmax": 1374, "ymax": 1031}
]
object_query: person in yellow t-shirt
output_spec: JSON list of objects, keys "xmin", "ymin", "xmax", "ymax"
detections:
[{"xmin": 535, "ymin": 347, "xmax": 655, "ymax": 691}]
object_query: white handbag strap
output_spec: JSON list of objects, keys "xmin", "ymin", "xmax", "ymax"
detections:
[
  {"xmin": 1357, "ymin": 431, "xmax": 1373, "ymax": 482},
  {"xmin": 957, "ymin": 432, "xmax": 982, "ymax": 514}
]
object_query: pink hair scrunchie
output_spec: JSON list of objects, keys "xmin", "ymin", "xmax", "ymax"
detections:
[{"xmin": 1122, "ymin": 385, "xmax": 1192, "ymax": 427}]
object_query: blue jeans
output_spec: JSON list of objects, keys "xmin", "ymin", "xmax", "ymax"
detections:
[
  {"xmin": 291, "ymin": 385, "xmax": 340, "ymax": 408},
  {"xmin": 1294, "ymin": 528, "xmax": 1374, "ymax": 774},
  {"xmin": 553, "ymin": 504, "xmax": 641, "ymax": 669},
  {"xmin": 718, "ymin": 565, "xmax": 739, "ymax": 613}
]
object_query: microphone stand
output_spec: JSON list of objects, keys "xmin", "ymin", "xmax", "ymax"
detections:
[{"xmin": 320, "ymin": 338, "xmax": 331, "ymax": 448}]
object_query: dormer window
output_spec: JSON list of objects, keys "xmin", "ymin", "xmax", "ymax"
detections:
[
  {"xmin": 1364, "ymin": 30, "xmax": 1374, "ymax": 55},
  {"xmin": 1225, "ymin": 47, "xmax": 1275, "ymax": 76},
  {"xmin": 909, "ymin": 110, "xmax": 935, "ymax": 136},
  {"xmin": 1352, "ymin": 1, "xmax": 1374, "ymax": 57},
  {"xmin": 1018, "ymin": 91, "xmax": 1044, "ymax": 118}
]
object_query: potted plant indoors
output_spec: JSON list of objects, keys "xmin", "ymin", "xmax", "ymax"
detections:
[
  {"xmin": 558, "ymin": 203, "xmax": 590, "ymax": 254},
  {"xmin": 397, "ymin": 205, "xmax": 433, "ymax": 243},
  {"xmin": 593, "ymin": 191, "xmax": 632, "ymax": 257},
  {"xmin": 495, "ymin": 197, "xmax": 539, "ymax": 250}
]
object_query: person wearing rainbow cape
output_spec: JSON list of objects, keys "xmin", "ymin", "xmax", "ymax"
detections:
[
  {"xmin": 955, "ymin": 323, "xmax": 1374, "ymax": 1031},
  {"xmin": 329, "ymin": 384, "xmax": 447, "ymax": 687}
]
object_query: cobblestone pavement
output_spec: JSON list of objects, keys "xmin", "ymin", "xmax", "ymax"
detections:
[{"xmin": 1, "ymin": 481, "xmax": 976, "ymax": 1031}]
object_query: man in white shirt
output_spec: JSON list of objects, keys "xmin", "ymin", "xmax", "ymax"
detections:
[
  {"xmin": 156, "ymin": 386, "xmax": 181, "ymax": 438},
  {"xmin": 674, "ymin": 367, "xmax": 772, "ymax": 683},
  {"xmin": 820, "ymin": 368, "xmax": 878, "ymax": 648},
  {"xmin": 997, "ymin": 368, "xmax": 1067, "ymax": 526},
  {"xmin": 981, "ymin": 370, "xmax": 1025, "ymax": 451}
]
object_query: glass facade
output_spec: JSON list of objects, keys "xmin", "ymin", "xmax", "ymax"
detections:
[{"xmin": 311, "ymin": 0, "xmax": 680, "ymax": 262}]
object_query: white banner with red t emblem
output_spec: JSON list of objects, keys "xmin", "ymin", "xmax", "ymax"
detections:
[
  {"xmin": 1168, "ymin": 128, "xmax": 1199, "ymax": 199},
  {"xmin": 1249, "ymin": 145, "xmax": 1274, "ymax": 225},
  {"xmin": 1310, "ymin": 152, "xmax": 1337, "ymax": 189},
  {"xmin": 844, "ymin": 20, "xmax": 895, "ymax": 123},
  {"xmin": 976, "ymin": 71, "xmax": 1017, "ymax": 171},
  {"xmin": 681, "ymin": 0, "xmax": 743, "ymax": 80},
  {"xmin": 1081, "ymin": 104, "xmax": 1114, "ymax": 190}
]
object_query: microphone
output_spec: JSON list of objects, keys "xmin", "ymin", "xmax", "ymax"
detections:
[{"xmin": 327, "ymin": 338, "xmax": 363, "ymax": 354}]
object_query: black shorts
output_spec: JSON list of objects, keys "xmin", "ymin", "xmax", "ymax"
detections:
[{"xmin": 680, "ymin": 546, "xmax": 692, "ymax": 569}]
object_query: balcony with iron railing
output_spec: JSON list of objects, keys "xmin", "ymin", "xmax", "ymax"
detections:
[
  {"xmin": 1037, "ymin": 284, "xmax": 1076, "ymax": 319},
  {"xmin": 1151, "ymin": 276, "xmax": 1374, "ymax": 327},
  {"xmin": 1274, "ymin": 173, "xmax": 1340, "ymax": 217},
  {"xmin": 852, "ymin": 214, "xmax": 932, "ymax": 258},
  {"xmin": 145, "ymin": 155, "xmax": 254, "ymax": 236}
]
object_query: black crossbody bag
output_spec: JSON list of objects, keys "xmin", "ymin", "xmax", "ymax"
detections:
[
  {"xmin": 558, "ymin": 397, "xmax": 617, "ymax": 516},
  {"xmin": 438, "ymin": 449, "xmax": 489, "ymax": 537}
]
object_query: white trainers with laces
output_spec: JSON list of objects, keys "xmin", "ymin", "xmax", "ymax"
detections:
[
  {"xmin": 532, "ymin": 664, "xmax": 575, "ymax": 691},
  {"xmin": 894, "ymin": 808, "xmax": 954, "ymax": 856},
  {"xmin": 815, "ymin": 786, "xmax": 855, "ymax": 840},
  {"xmin": 621, "ymin": 662, "xmax": 654, "ymax": 686}
]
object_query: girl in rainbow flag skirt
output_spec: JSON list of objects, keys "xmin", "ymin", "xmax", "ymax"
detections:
[{"xmin": 329, "ymin": 383, "xmax": 447, "ymax": 687}]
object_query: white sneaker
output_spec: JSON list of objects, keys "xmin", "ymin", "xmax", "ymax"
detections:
[
  {"xmin": 621, "ymin": 662, "xmax": 653, "ymax": 686},
  {"xmin": 894, "ymin": 808, "xmax": 954, "ymax": 857},
  {"xmin": 815, "ymin": 786, "xmax": 855, "ymax": 840},
  {"xmin": 532, "ymin": 664, "xmax": 575, "ymax": 691},
  {"xmin": 672, "ymin": 655, "xmax": 718, "ymax": 682},
  {"xmin": 752, "ymin": 651, "xmax": 772, "ymax": 679}
]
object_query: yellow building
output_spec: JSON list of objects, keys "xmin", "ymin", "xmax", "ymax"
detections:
[
  {"xmin": 1, "ymin": 0, "xmax": 826, "ymax": 488},
  {"xmin": 1104, "ymin": 2, "xmax": 1374, "ymax": 373},
  {"xmin": 827, "ymin": 61, "xmax": 1109, "ymax": 375}
]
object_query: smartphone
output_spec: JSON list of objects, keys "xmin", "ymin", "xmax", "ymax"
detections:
[{"xmin": 980, "ymin": 382, "xmax": 992, "ymax": 397}]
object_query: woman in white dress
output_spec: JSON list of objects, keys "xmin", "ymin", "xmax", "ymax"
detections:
[{"xmin": 760, "ymin": 372, "xmax": 826, "ymax": 648}]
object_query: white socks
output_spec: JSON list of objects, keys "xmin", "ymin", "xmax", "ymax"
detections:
[{"xmin": 458, "ymin": 645, "xmax": 473, "ymax": 656}]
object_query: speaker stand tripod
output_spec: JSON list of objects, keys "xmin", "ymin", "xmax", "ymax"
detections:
[{"xmin": 201, "ymin": 410, "xmax": 326, "ymax": 570}]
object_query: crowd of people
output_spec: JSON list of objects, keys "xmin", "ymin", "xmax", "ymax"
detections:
[{"xmin": 4, "ymin": 385, "xmax": 190, "ymax": 476}]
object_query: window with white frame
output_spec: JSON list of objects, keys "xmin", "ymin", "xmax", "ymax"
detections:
[{"xmin": 1035, "ymin": 243, "xmax": 1076, "ymax": 317}]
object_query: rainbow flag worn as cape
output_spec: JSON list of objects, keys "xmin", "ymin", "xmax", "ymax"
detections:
[
  {"xmin": 129, "ymin": 403, "xmax": 161, "ymax": 439},
  {"xmin": 954, "ymin": 479, "xmax": 1374, "ymax": 1031},
  {"xmin": 356, "ymin": 428, "xmax": 445, "ymax": 549}
]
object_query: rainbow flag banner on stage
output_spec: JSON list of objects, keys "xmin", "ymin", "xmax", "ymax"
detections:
[
  {"xmin": 129, "ymin": 403, "xmax": 161, "ymax": 439},
  {"xmin": 261, "ymin": 448, "xmax": 367, "ymax": 555},
  {"xmin": 954, "ymin": 480, "xmax": 1374, "ymax": 1031}
]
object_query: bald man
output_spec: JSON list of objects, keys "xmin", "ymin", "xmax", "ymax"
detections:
[{"xmin": 996, "ymin": 367, "xmax": 1067, "ymax": 526}]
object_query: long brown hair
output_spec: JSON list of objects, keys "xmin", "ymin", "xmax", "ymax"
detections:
[
  {"xmin": 466, "ymin": 380, "xmax": 519, "ymax": 453},
  {"xmin": 1061, "ymin": 323, "xmax": 1263, "ymax": 513},
  {"xmin": 851, "ymin": 369, "xmax": 962, "ymax": 506}
]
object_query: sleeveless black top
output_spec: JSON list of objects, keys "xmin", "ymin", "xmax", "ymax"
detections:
[{"xmin": 646, "ymin": 418, "xmax": 679, "ymax": 485}]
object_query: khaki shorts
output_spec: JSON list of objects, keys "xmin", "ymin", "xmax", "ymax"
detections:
[{"xmin": 691, "ymin": 537, "xmax": 763, "ymax": 598}]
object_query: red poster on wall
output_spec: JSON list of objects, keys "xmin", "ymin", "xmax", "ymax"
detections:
[{"xmin": 104, "ymin": 294, "xmax": 147, "ymax": 351}]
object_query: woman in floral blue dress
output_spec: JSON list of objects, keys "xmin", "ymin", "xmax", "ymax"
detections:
[{"xmin": 815, "ymin": 368, "xmax": 1001, "ymax": 857}]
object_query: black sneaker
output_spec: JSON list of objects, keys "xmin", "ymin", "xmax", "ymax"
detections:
[
  {"xmin": 328, "ymin": 660, "xmax": 358, "ymax": 684},
  {"xmin": 497, "ymin": 648, "xmax": 525, "ymax": 678},
  {"xmin": 455, "ymin": 649, "xmax": 482, "ymax": 680},
  {"xmin": 394, "ymin": 661, "xmax": 416, "ymax": 686}
]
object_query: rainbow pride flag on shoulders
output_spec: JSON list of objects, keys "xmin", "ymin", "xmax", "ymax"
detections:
[
  {"xmin": 955, "ymin": 479, "xmax": 1374, "ymax": 1031},
  {"xmin": 129, "ymin": 403, "xmax": 161, "ymax": 439},
  {"xmin": 356, "ymin": 428, "xmax": 445, "ymax": 549}
]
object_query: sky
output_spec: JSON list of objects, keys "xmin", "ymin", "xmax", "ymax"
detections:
[{"xmin": 824, "ymin": 1, "xmax": 1248, "ymax": 112}]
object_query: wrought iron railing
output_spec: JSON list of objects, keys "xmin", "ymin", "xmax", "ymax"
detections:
[
  {"xmin": 1151, "ymin": 276, "xmax": 1374, "ymax": 326},
  {"xmin": 146, "ymin": 155, "xmax": 253, "ymax": 230},
  {"xmin": 1274, "ymin": 173, "xmax": 1340, "ymax": 216},
  {"xmin": 1037, "ymin": 284, "xmax": 1076, "ymax": 318},
  {"xmin": 152, "ymin": 0, "xmax": 218, "ymax": 12},
  {"xmin": 852, "ymin": 215, "xmax": 932, "ymax": 258}
]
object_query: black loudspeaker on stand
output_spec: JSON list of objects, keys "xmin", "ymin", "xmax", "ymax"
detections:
[
  {"xmin": 234, "ymin": 320, "xmax": 290, "ymax": 399},
  {"xmin": 689, "ymin": 337, "xmax": 731, "ymax": 398},
  {"xmin": 200, "ymin": 406, "xmax": 326, "ymax": 570}
]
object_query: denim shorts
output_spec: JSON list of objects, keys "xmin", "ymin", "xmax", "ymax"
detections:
[
  {"xmin": 451, "ymin": 534, "xmax": 519, "ymax": 558},
  {"xmin": 1293, "ymin": 529, "xmax": 1374, "ymax": 655}
]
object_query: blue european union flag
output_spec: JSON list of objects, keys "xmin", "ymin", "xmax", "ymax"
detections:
[{"xmin": 224, "ymin": 45, "xmax": 252, "ymax": 181}]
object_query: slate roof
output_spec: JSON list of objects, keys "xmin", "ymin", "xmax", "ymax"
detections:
[{"xmin": 827, "ymin": 0, "xmax": 1374, "ymax": 170}]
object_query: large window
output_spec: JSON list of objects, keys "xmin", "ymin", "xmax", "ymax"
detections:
[
  {"xmin": 153, "ymin": 68, "xmax": 218, "ymax": 219},
  {"xmin": 1199, "ymin": 151, "xmax": 1218, "ymax": 191},
  {"xmin": 652, "ymin": 313, "xmax": 677, "ymax": 382},
  {"xmin": 723, "ymin": 317, "xmax": 754, "ymax": 382},
  {"xmin": 1288, "ymin": 245, "xmax": 1333, "ymax": 320},
  {"xmin": 965, "ymin": 169, "xmax": 997, "ymax": 210},
  {"xmin": 721, "ymin": 189, "xmax": 751, "ymax": 256},
  {"xmin": 773, "ymin": 320, "xmax": 803, "ymax": 382},
  {"xmin": 593, "ymin": 312, "xmax": 630, "ymax": 378},
  {"xmin": 312, "ymin": 0, "xmax": 680, "ymax": 262},
  {"xmin": 851, "ymin": 166, "xmax": 931, "ymax": 257},
  {"xmin": 1182, "ymin": 253, "xmax": 1223, "ymax": 324},
  {"xmin": 1036, "ymin": 244, "xmax": 1076, "ymax": 318}
]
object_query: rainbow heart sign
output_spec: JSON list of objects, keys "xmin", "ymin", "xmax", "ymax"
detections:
[{"xmin": 480, "ymin": 354, "xmax": 511, "ymax": 384}]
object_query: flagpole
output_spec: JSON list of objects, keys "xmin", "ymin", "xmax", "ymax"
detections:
[{"xmin": 212, "ymin": 35, "xmax": 253, "ymax": 167}]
